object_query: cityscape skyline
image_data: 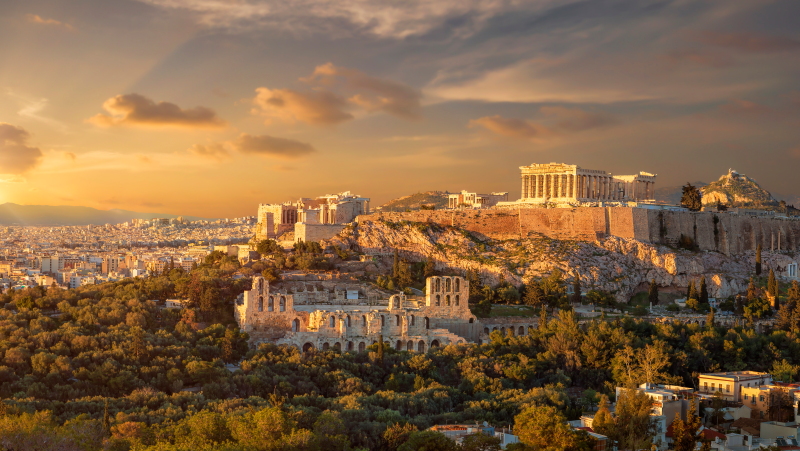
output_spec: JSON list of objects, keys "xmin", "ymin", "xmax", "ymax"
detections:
[{"xmin": 1, "ymin": 0, "xmax": 798, "ymax": 218}]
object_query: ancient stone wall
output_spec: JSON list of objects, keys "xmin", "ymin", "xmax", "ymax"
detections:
[
  {"xmin": 359, "ymin": 208, "xmax": 800, "ymax": 254},
  {"xmin": 295, "ymin": 223, "xmax": 347, "ymax": 243}
]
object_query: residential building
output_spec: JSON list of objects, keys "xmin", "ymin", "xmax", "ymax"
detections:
[
  {"xmin": 698, "ymin": 371, "xmax": 772, "ymax": 402},
  {"xmin": 447, "ymin": 191, "xmax": 509, "ymax": 209}
]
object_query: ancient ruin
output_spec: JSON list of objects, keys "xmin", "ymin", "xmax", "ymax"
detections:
[
  {"xmin": 516, "ymin": 162, "xmax": 656, "ymax": 204},
  {"xmin": 235, "ymin": 275, "xmax": 535, "ymax": 349}
]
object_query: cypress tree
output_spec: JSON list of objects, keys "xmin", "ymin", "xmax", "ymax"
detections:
[
  {"xmin": 571, "ymin": 278, "xmax": 582, "ymax": 304},
  {"xmin": 686, "ymin": 281, "xmax": 695, "ymax": 300},
  {"xmin": 103, "ymin": 398, "xmax": 111, "ymax": 436},
  {"xmin": 699, "ymin": 277, "xmax": 709, "ymax": 304},
  {"xmin": 706, "ymin": 307, "xmax": 716, "ymax": 328},
  {"xmin": 756, "ymin": 244, "xmax": 762, "ymax": 276},
  {"xmin": 377, "ymin": 334, "xmax": 385, "ymax": 363},
  {"xmin": 768, "ymin": 268, "xmax": 778, "ymax": 297},
  {"xmin": 648, "ymin": 279, "xmax": 659, "ymax": 305},
  {"xmin": 747, "ymin": 278, "xmax": 758, "ymax": 303}
]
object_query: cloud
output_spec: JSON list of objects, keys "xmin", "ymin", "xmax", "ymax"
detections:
[
  {"xmin": 252, "ymin": 88, "xmax": 353, "ymax": 125},
  {"xmin": 697, "ymin": 31, "xmax": 800, "ymax": 53},
  {"xmin": 304, "ymin": 63, "xmax": 422, "ymax": 119},
  {"xmin": 188, "ymin": 143, "xmax": 230, "ymax": 161},
  {"xmin": 790, "ymin": 147, "xmax": 800, "ymax": 159},
  {"xmin": 469, "ymin": 107, "xmax": 617, "ymax": 140},
  {"xmin": 26, "ymin": 14, "xmax": 75, "ymax": 31},
  {"xmin": 88, "ymin": 94, "xmax": 226, "ymax": 129},
  {"xmin": 0, "ymin": 123, "xmax": 43, "ymax": 174},
  {"xmin": 252, "ymin": 63, "xmax": 420, "ymax": 125},
  {"xmin": 133, "ymin": 0, "xmax": 539, "ymax": 39},
  {"xmin": 718, "ymin": 99, "xmax": 772, "ymax": 116},
  {"xmin": 233, "ymin": 134, "xmax": 315, "ymax": 158}
]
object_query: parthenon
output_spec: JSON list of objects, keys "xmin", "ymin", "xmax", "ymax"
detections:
[{"xmin": 519, "ymin": 163, "xmax": 656, "ymax": 204}]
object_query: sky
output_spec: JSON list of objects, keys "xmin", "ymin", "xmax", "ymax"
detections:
[{"xmin": 0, "ymin": 0, "xmax": 799, "ymax": 218}]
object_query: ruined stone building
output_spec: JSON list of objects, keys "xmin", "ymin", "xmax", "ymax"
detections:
[
  {"xmin": 448, "ymin": 191, "xmax": 509, "ymax": 209},
  {"xmin": 516, "ymin": 162, "xmax": 656, "ymax": 204},
  {"xmin": 235, "ymin": 275, "xmax": 524, "ymax": 352},
  {"xmin": 256, "ymin": 191, "xmax": 370, "ymax": 240}
]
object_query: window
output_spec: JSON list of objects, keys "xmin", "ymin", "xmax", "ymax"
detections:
[
  {"xmin": 279, "ymin": 297, "xmax": 285, "ymax": 312},
  {"xmin": 258, "ymin": 296, "xmax": 264, "ymax": 312},
  {"xmin": 455, "ymin": 295, "xmax": 460, "ymax": 306},
  {"xmin": 381, "ymin": 315, "xmax": 385, "ymax": 327},
  {"xmin": 744, "ymin": 394, "xmax": 749, "ymax": 400},
  {"xmin": 268, "ymin": 297, "xmax": 274, "ymax": 312},
  {"xmin": 726, "ymin": 384, "xmax": 730, "ymax": 393},
  {"xmin": 395, "ymin": 315, "xmax": 400, "ymax": 326},
  {"xmin": 704, "ymin": 382, "xmax": 708, "ymax": 391},
  {"xmin": 711, "ymin": 383, "xmax": 715, "ymax": 391},
  {"xmin": 329, "ymin": 316, "xmax": 335, "ymax": 327},
  {"xmin": 410, "ymin": 315, "xmax": 415, "ymax": 326},
  {"xmin": 760, "ymin": 396, "xmax": 765, "ymax": 402}
]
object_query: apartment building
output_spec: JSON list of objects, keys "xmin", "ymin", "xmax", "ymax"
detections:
[{"xmin": 698, "ymin": 371, "xmax": 772, "ymax": 402}]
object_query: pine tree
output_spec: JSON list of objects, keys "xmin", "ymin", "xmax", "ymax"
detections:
[
  {"xmin": 790, "ymin": 281, "xmax": 800, "ymax": 304},
  {"xmin": 681, "ymin": 183, "xmax": 703, "ymax": 212},
  {"xmin": 699, "ymin": 277, "xmax": 709, "ymax": 304},
  {"xmin": 103, "ymin": 398, "xmax": 111, "ymax": 437},
  {"xmin": 523, "ymin": 281, "xmax": 545, "ymax": 308},
  {"xmin": 423, "ymin": 255, "xmax": 436, "ymax": 279},
  {"xmin": 672, "ymin": 401, "xmax": 702, "ymax": 451},
  {"xmin": 539, "ymin": 306, "xmax": 548, "ymax": 330},
  {"xmin": 756, "ymin": 244, "xmax": 762, "ymax": 276},
  {"xmin": 776, "ymin": 300, "xmax": 796, "ymax": 332},
  {"xmin": 648, "ymin": 279, "xmax": 659, "ymax": 305},
  {"xmin": 592, "ymin": 396, "xmax": 614, "ymax": 438}
]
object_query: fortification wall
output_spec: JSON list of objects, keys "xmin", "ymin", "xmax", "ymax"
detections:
[
  {"xmin": 359, "ymin": 208, "xmax": 800, "ymax": 254},
  {"xmin": 295, "ymin": 223, "xmax": 347, "ymax": 243}
]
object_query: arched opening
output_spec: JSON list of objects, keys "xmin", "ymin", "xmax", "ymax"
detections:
[
  {"xmin": 508, "ymin": 327, "xmax": 514, "ymax": 336},
  {"xmin": 258, "ymin": 296, "xmax": 264, "ymax": 312},
  {"xmin": 492, "ymin": 327, "xmax": 498, "ymax": 332},
  {"xmin": 395, "ymin": 315, "xmax": 401, "ymax": 326},
  {"xmin": 329, "ymin": 316, "xmax": 336, "ymax": 328},
  {"xmin": 435, "ymin": 278, "xmax": 441, "ymax": 292},
  {"xmin": 333, "ymin": 342, "xmax": 341, "ymax": 351},
  {"xmin": 358, "ymin": 342, "xmax": 366, "ymax": 352},
  {"xmin": 445, "ymin": 295, "xmax": 451, "ymax": 306},
  {"xmin": 292, "ymin": 319, "xmax": 300, "ymax": 332},
  {"xmin": 410, "ymin": 315, "xmax": 415, "ymax": 326},
  {"xmin": 435, "ymin": 295, "xmax": 441, "ymax": 306},
  {"xmin": 279, "ymin": 297, "xmax": 285, "ymax": 312},
  {"xmin": 484, "ymin": 327, "xmax": 490, "ymax": 334},
  {"xmin": 362, "ymin": 315, "xmax": 367, "ymax": 328},
  {"xmin": 431, "ymin": 340, "xmax": 440, "ymax": 348},
  {"xmin": 455, "ymin": 295, "xmax": 460, "ymax": 306},
  {"xmin": 346, "ymin": 315, "xmax": 351, "ymax": 327},
  {"xmin": 418, "ymin": 341, "xmax": 426, "ymax": 352},
  {"xmin": 302, "ymin": 342, "xmax": 314, "ymax": 352},
  {"xmin": 478, "ymin": 339, "xmax": 483, "ymax": 345},
  {"xmin": 396, "ymin": 340, "xmax": 403, "ymax": 350},
  {"xmin": 347, "ymin": 341, "xmax": 354, "ymax": 351},
  {"xmin": 445, "ymin": 278, "xmax": 451, "ymax": 292},
  {"xmin": 500, "ymin": 327, "xmax": 506, "ymax": 335},
  {"xmin": 322, "ymin": 343, "xmax": 330, "ymax": 351},
  {"xmin": 425, "ymin": 317, "xmax": 430, "ymax": 329},
  {"xmin": 380, "ymin": 315, "xmax": 385, "ymax": 327},
  {"xmin": 407, "ymin": 340, "xmax": 414, "ymax": 351},
  {"xmin": 393, "ymin": 299, "xmax": 399, "ymax": 309},
  {"xmin": 469, "ymin": 318, "xmax": 474, "ymax": 323},
  {"xmin": 519, "ymin": 326, "xmax": 525, "ymax": 336},
  {"xmin": 455, "ymin": 278, "xmax": 460, "ymax": 292},
  {"xmin": 268, "ymin": 296, "xmax": 274, "ymax": 312}
]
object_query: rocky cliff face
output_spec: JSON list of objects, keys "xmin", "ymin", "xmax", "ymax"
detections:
[
  {"xmin": 702, "ymin": 169, "xmax": 778, "ymax": 208},
  {"xmin": 328, "ymin": 219, "xmax": 797, "ymax": 302}
]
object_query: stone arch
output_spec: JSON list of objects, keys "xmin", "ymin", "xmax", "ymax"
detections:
[
  {"xmin": 455, "ymin": 278, "xmax": 460, "ymax": 292},
  {"xmin": 333, "ymin": 342, "xmax": 341, "ymax": 351},
  {"xmin": 347, "ymin": 341, "xmax": 354, "ymax": 352},
  {"xmin": 268, "ymin": 296, "xmax": 274, "ymax": 312},
  {"xmin": 519, "ymin": 326, "xmax": 525, "ymax": 336},
  {"xmin": 492, "ymin": 327, "xmax": 498, "ymax": 332},
  {"xmin": 484, "ymin": 327, "xmax": 490, "ymax": 334},
  {"xmin": 279, "ymin": 297, "xmax": 285, "ymax": 312},
  {"xmin": 322, "ymin": 343, "xmax": 330, "ymax": 351},
  {"xmin": 358, "ymin": 341, "xmax": 366, "ymax": 352},
  {"xmin": 410, "ymin": 315, "xmax": 415, "ymax": 326},
  {"xmin": 455, "ymin": 295, "xmax": 460, "ymax": 306},
  {"xmin": 329, "ymin": 316, "xmax": 336, "ymax": 328},
  {"xmin": 435, "ymin": 278, "xmax": 441, "ymax": 292},
  {"xmin": 500, "ymin": 327, "xmax": 506, "ymax": 334},
  {"xmin": 431, "ymin": 339, "xmax": 440, "ymax": 348},
  {"xmin": 508, "ymin": 327, "xmax": 515, "ymax": 336},
  {"xmin": 302, "ymin": 342, "xmax": 314, "ymax": 352},
  {"xmin": 346, "ymin": 315, "xmax": 351, "ymax": 327},
  {"xmin": 446, "ymin": 278, "xmax": 452, "ymax": 292},
  {"xmin": 292, "ymin": 318, "xmax": 300, "ymax": 332},
  {"xmin": 381, "ymin": 315, "xmax": 385, "ymax": 327},
  {"xmin": 258, "ymin": 296, "xmax": 264, "ymax": 312},
  {"xmin": 362, "ymin": 315, "xmax": 367, "ymax": 328},
  {"xmin": 435, "ymin": 295, "xmax": 441, "ymax": 306},
  {"xmin": 425, "ymin": 317, "xmax": 430, "ymax": 329},
  {"xmin": 445, "ymin": 295, "xmax": 451, "ymax": 306},
  {"xmin": 469, "ymin": 318, "xmax": 474, "ymax": 323},
  {"xmin": 395, "ymin": 315, "xmax": 401, "ymax": 326},
  {"xmin": 396, "ymin": 340, "xmax": 403, "ymax": 350},
  {"xmin": 407, "ymin": 340, "xmax": 414, "ymax": 351},
  {"xmin": 418, "ymin": 341, "xmax": 426, "ymax": 352}
]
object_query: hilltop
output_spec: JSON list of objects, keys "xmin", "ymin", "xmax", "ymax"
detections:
[
  {"xmin": 377, "ymin": 191, "xmax": 450, "ymax": 212},
  {"xmin": 0, "ymin": 203, "xmax": 210, "ymax": 226},
  {"xmin": 701, "ymin": 169, "xmax": 778, "ymax": 209}
]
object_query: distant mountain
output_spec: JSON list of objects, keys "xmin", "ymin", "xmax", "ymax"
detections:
[
  {"xmin": 378, "ymin": 191, "xmax": 450, "ymax": 212},
  {"xmin": 654, "ymin": 181, "xmax": 708, "ymax": 205},
  {"xmin": 701, "ymin": 170, "xmax": 778, "ymax": 209},
  {"xmin": 0, "ymin": 203, "xmax": 210, "ymax": 226}
]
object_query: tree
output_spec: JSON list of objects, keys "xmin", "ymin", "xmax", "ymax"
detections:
[
  {"xmin": 771, "ymin": 359, "xmax": 798, "ymax": 383},
  {"xmin": 681, "ymin": 183, "xmax": 702, "ymax": 211},
  {"xmin": 523, "ymin": 282, "xmax": 545, "ymax": 308},
  {"xmin": 472, "ymin": 298, "xmax": 492, "ymax": 318},
  {"xmin": 592, "ymin": 396, "xmax": 614, "ymax": 438},
  {"xmin": 384, "ymin": 423, "xmax": 417, "ymax": 451},
  {"xmin": 423, "ymin": 255, "xmax": 437, "ymax": 279},
  {"xmin": 461, "ymin": 433, "xmax": 502, "ymax": 451},
  {"xmin": 514, "ymin": 405, "xmax": 581, "ymax": 450},
  {"xmin": 571, "ymin": 277, "xmax": 582, "ymax": 305},
  {"xmin": 706, "ymin": 307, "xmax": 715, "ymax": 328},
  {"xmin": 648, "ymin": 280, "xmax": 659, "ymax": 305},
  {"xmin": 687, "ymin": 281, "xmax": 698, "ymax": 303},
  {"xmin": 747, "ymin": 278, "xmax": 758, "ymax": 303},
  {"xmin": 699, "ymin": 277, "xmax": 709, "ymax": 304},
  {"xmin": 768, "ymin": 268, "xmax": 779, "ymax": 308},
  {"xmin": 671, "ymin": 401, "xmax": 702, "ymax": 451},
  {"xmin": 613, "ymin": 389, "xmax": 656, "ymax": 450},
  {"xmin": 756, "ymin": 244, "xmax": 762, "ymax": 276},
  {"xmin": 397, "ymin": 431, "xmax": 459, "ymax": 451}
]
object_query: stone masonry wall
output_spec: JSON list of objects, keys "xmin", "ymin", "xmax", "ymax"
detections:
[{"xmin": 359, "ymin": 208, "xmax": 800, "ymax": 254}]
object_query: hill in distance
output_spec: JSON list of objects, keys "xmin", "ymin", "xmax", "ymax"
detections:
[
  {"xmin": 654, "ymin": 181, "xmax": 708, "ymax": 205},
  {"xmin": 701, "ymin": 169, "xmax": 778, "ymax": 209},
  {"xmin": 378, "ymin": 191, "xmax": 450, "ymax": 212},
  {"xmin": 0, "ymin": 203, "xmax": 211, "ymax": 226}
]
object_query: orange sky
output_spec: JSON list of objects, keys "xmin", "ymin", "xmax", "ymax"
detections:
[{"xmin": 1, "ymin": 0, "xmax": 799, "ymax": 218}]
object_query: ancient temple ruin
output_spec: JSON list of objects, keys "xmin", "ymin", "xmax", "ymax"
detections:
[{"xmin": 518, "ymin": 162, "xmax": 656, "ymax": 204}]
